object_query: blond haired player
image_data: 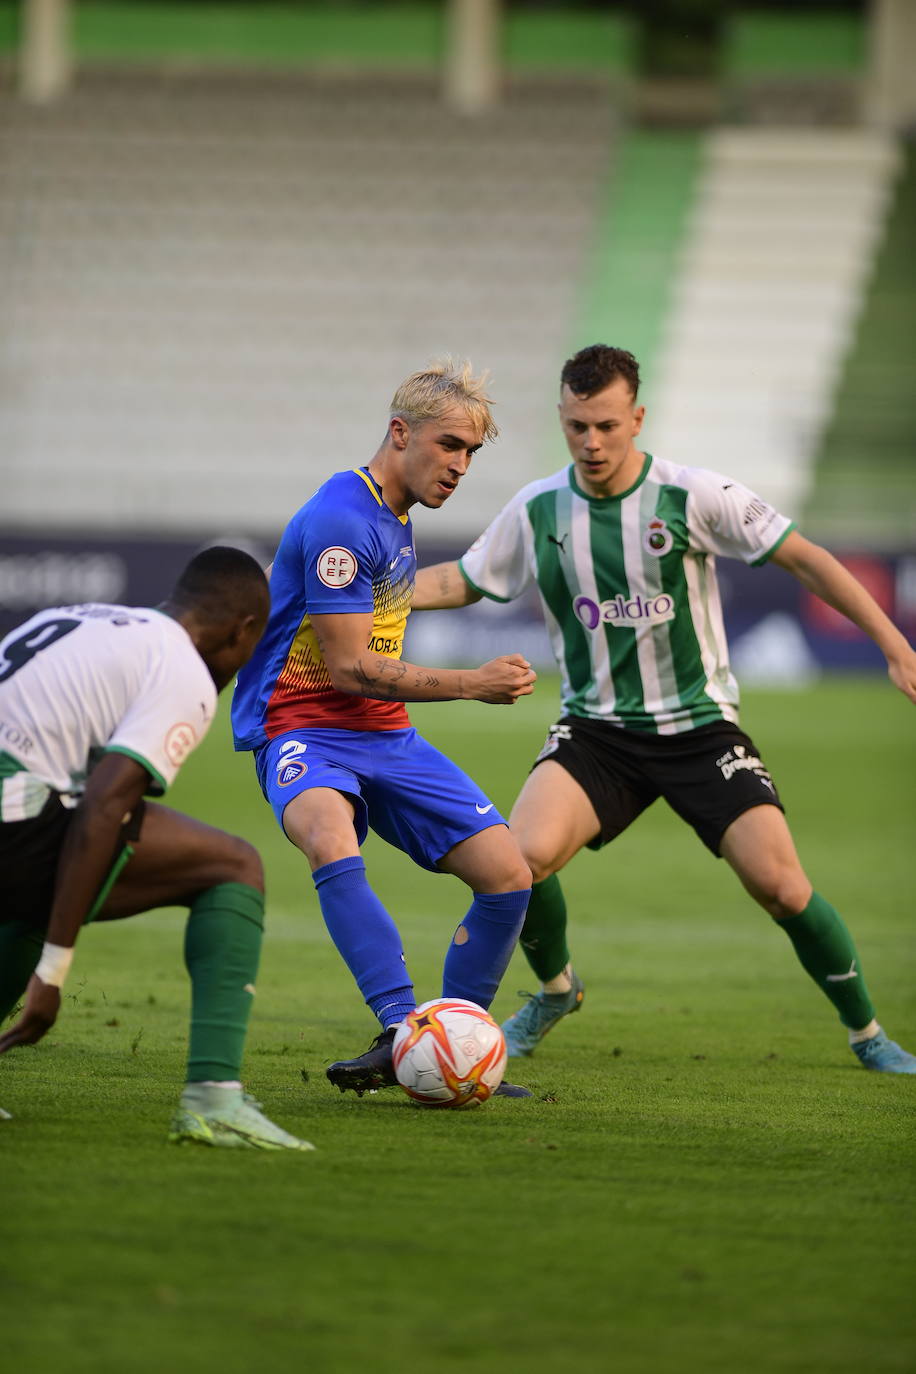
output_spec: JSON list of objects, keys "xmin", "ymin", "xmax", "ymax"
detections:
[{"xmin": 232, "ymin": 360, "xmax": 536, "ymax": 1097}]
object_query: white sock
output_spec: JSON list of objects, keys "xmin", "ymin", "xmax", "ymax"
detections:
[{"xmin": 848, "ymin": 1020, "xmax": 880, "ymax": 1045}]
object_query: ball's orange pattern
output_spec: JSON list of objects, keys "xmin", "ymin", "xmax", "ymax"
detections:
[{"xmin": 393, "ymin": 999, "xmax": 507, "ymax": 1108}]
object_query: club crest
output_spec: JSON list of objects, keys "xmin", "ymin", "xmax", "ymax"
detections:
[{"xmin": 643, "ymin": 518, "xmax": 673, "ymax": 557}]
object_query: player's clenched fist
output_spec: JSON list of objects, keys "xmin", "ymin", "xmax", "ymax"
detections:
[{"xmin": 469, "ymin": 654, "xmax": 537, "ymax": 704}]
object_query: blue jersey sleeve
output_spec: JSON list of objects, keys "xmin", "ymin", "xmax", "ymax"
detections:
[{"xmin": 298, "ymin": 475, "xmax": 384, "ymax": 615}]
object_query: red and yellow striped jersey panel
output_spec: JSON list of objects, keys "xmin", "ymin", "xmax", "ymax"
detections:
[{"xmin": 264, "ymin": 579, "xmax": 413, "ymax": 735}]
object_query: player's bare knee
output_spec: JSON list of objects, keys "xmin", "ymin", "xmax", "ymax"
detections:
[
  {"xmin": 759, "ymin": 869, "xmax": 811, "ymax": 921},
  {"xmin": 508, "ymin": 854, "xmax": 533, "ymax": 892},
  {"xmin": 513, "ymin": 819, "xmax": 579, "ymax": 885},
  {"xmin": 484, "ymin": 862, "xmax": 532, "ymax": 894},
  {"xmin": 300, "ymin": 824, "xmax": 355, "ymax": 868},
  {"xmin": 283, "ymin": 808, "xmax": 355, "ymax": 868},
  {"xmin": 516, "ymin": 837, "xmax": 559, "ymax": 886},
  {"xmin": 479, "ymin": 850, "xmax": 531, "ymax": 894},
  {"xmin": 478, "ymin": 833, "xmax": 531, "ymax": 892},
  {"xmin": 222, "ymin": 835, "xmax": 264, "ymax": 892},
  {"xmin": 524, "ymin": 852, "xmax": 555, "ymax": 885}
]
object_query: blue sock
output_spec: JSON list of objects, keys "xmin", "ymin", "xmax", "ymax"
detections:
[
  {"xmin": 442, "ymin": 889, "xmax": 531, "ymax": 1011},
  {"xmin": 312, "ymin": 857, "xmax": 415, "ymax": 1027}
]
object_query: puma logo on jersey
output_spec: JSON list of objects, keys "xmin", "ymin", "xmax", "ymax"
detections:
[{"xmin": 547, "ymin": 533, "xmax": 569, "ymax": 553}]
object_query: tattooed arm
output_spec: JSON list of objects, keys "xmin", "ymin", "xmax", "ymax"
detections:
[
  {"xmin": 412, "ymin": 561, "xmax": 482, "ymax": 611},
  {"xmin": 310, "ymin": 611, "xmax": 535, "ymax": 705}
]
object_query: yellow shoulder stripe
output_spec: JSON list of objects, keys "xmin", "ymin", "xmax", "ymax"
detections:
[{"xmin": 353, "ymin": 468, "xmax": 383, "ymax": 507}]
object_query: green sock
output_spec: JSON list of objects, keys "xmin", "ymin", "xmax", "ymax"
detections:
[
  {"xmin": 184, "ymin": 882, "xmax": 265, "ymax": 1082},
  {"xmin": 518, "ymin": 874, "xmax": 571, "ymax": 983},
  {"xmin": 778, "ymin": 891, "xmax": 876, "ymax": 1030},
  {"xmin": 0, "ymin": 921, "xmax": 44, "ymax": 1022}
]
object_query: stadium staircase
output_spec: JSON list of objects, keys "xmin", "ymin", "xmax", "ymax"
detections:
[
  {"xmin": 642, "ymin": 127, "xmax": 903, "ymax": 517},
  {"xmin": 576, "ymin": 129, "xmax": 704, "ymax": 411},
  {"xmin": 803, "ymin": 138, "xmax": 916, "ymax": 548}
]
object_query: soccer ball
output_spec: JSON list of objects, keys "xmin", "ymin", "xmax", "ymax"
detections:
[{"xmin": 392, "ymin": 998, "xmax": 507, "ymax": 1109}]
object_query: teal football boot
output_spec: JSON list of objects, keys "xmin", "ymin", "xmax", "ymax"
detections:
[
  {"xmin": 851, "ymin": 1029, "xmax": 916, "ymax": 1074},
  {"xmin": 501, "ymin": 971, "xmax": 585, "ymax": 1057}
]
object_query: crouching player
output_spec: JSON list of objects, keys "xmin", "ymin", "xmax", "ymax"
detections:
[{"xmin": 0, "ymin": 547, "xmax": 313, "ymax": 1152}]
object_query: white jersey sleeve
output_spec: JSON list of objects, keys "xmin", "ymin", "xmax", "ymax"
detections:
[
  {"xmin": 0, "ymin": 606, "xmax": 216, "ymax": 798},
  {"xmin": 106, "ymin": 627, "xmax": 216, "ymax": 792},
  {"xmin": 458, "ymin": 485, "xmax": 537, "ymax": 602},
  {"xmin": 683, "ymin": 468, "xmax": 794, "ymax": 565}
]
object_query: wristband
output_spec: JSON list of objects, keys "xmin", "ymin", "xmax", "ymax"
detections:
[{"xmin": 35, "ymin": 942, "xmax": 74, "ymax": 989}]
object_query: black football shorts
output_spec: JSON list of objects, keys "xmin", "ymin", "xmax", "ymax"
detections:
[
  {"xmin": 531, "ymin": 716, "xmax": 783, "ymax": 855},
  {"xmin": 0, "ymin": 790, "xmax": 146, "ymax": 929}
]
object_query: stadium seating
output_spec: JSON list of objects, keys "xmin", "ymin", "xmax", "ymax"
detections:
[
  {"xmin": 1, "ymin": 9, "xmax": 910, "ymax": 552},
  {"xmin": 0, "ymin": 70, "xmax": 615, "ymax": 538}
]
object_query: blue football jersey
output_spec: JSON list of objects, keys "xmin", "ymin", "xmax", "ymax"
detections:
[{"xmin": 232, "ymin": 468, "xmax": 417, "ymax": 750}]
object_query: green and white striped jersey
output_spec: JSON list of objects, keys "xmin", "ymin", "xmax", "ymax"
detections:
[{"xmin": 459, "ymin": 455, "xmax": 794, "ymax": 734}]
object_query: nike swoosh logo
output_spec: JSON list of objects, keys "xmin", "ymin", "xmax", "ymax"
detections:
[{"xmin": 475, "ymin": 803, "xmax": 494, "ymax": 814}]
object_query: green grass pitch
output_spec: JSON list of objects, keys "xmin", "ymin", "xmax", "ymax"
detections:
[{"xmin": 3, "ymin": 677, "xmax": 914, "ymax": 1374}]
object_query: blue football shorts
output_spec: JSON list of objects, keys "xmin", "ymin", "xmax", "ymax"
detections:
[{"xmin": 254, "ymin": 726, "xmax": 506, "ymax": 872}]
